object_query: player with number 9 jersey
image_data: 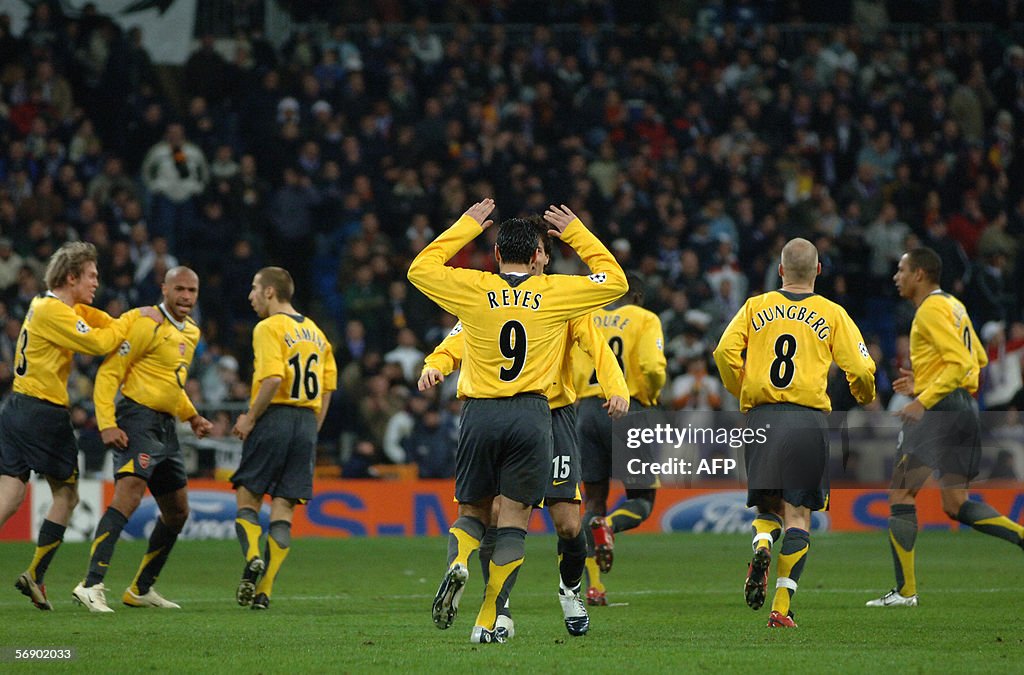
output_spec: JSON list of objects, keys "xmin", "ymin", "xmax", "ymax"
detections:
[
  {"xmin": 409, "ymin": 200, "xmax": 625, "ymax": 643},
  {"xmin": 408, "ymin": 209, "xmax": 627, "ymax": 403}
]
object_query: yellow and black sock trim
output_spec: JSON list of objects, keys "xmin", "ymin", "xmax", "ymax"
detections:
[
  {"xmin": 889, "ymin": 504, "xmax": 917, "ymax": 597},
  {"xmin": 28, "ymin": 519, "xmax": 66, "ymax": 585},
  {"xmin": 770, "ymin": 528, "xmax": 809, "ymax": 616}
]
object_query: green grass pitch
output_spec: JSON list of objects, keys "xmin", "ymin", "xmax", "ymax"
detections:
[{"xmin": 0, "ymin": 531, "xmax": 1021, "ymax": 672}]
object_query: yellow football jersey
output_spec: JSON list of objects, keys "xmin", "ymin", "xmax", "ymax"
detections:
[
  {"xmin": 909, "ymin": 291, "xmax": 987, "ymax": 409},
  {"xmin": 408, "ymin": 215, "xmax": 627, "ymax": 399},
  {"xmin": 94, "ymin": 304, "xmax": 201, "ymax": 429},
  {"xmin": 250, "ymin": 313, "xmax": 337, "ymax": 412},
  {"xmin": 422, "ymin": 315, "xmax": 628, "ymax": 408},
  {"xmin": 573, "ymin": 304, "xmax": 667, "ymax": 406},
  {"xmin": 12, "ymin": 294, "xmax": 138, "ymax": 407},
  {"xmin": 713, "ymin": 290, "xmax": 876, "ymax": 412}
]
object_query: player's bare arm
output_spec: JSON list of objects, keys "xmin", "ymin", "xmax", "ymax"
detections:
[
  {"xmin": 543, "ymin": 204, "xmax": 580, "ymax": 238},
  {"xmin": 233, "ymin": 376, "xmax": 282, "ymax": 440},
  {"xmin": 463, "ymin": 198, "xmax": 495, "ymax": 230},
  {"xmin": 893, "ymin": 368, "xmax": 925, "ymax": 422},
  {"xmin": 602, "ymin": 395, "xmax": 628, "ymax": 419},
  {"xmin": 892, "ymin": 367, "xmax": 915, "ymax": 396},
  {"xmin": 100, "ymin": 427, "xmax": 129, "ymax": 450},
  {"xmin": 316, "ymin": 391, "xmax": 333, "ymax": 432},
  {"xmin": 189, "ymin": 415, "xmax": 213, "ymax": 439},
  {"xmin": 418, "ymin": 367, "xmax": 445, "ymax": 391}
]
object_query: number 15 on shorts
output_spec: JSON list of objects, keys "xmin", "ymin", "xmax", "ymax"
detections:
[{"xmin": 552, "ymin": 455, "xmax": 571, "ymax": 480}]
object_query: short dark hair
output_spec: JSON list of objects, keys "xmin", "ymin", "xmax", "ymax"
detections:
[
  {"xmin": 257, "ymin": 266, "xmax": 294, "ymax": 301},
  {"xmin": 608, "ymin": 272, "xmax": 645, "ymax": 310},
  {"xmin": 527, "ymin": 215, "xmax": 552, "ymax": 258},
  {"xmin": 905, "ymin": 247, "xmax": 942, "ymax": 284},
  {"xmin": 496, "ymin": 217, "xmax": 540, "ymax": 265},
  {"xmin": 625, "ymin": 273, "xmax": 645, "ymax": 305}
]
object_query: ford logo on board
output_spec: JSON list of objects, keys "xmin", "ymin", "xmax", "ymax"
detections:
[
  {"xmin": 123, "ymin": 490, "xmax": 271, "ymax": 541},
  {"xmin": 661, "ymin": 492, "xmax": 829, "ymax": 533}
]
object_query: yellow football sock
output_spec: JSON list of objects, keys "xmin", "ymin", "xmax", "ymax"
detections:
[
  {"xmin": 449, "ymin": 526, "xmax": 481, "ymax": 569},
  {"xmin": 255, "ymin": 533, "xmax": 290, "ymax": 598},
  {"xmin": 770, "ymin": 529, "xmax": 809, "ymax": 616},
  {"xmin": 585, "ymin": 556, "xmax": 604, "ymax": 591},
  {"xmin": 475, "ymin": 558, "xmax": 522, "ymax": 630},
  {"xmin": 235, "ymin": 513, "xmax": 263, "ymax": 562},
  {"xmin": 751, "ymin": 513, "xmax": 783, "ymax": 551}
]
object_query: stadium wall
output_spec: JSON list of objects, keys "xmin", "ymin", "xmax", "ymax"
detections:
[{"xmin": 4, "ymin": 480, "xmax": 1024, "ymax": 542}]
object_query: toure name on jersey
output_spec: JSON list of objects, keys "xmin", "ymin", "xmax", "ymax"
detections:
[
  {"xmin": 593, "ymin": 313, "xmax": 630, "ymax": 330},
  {"xmin": 282, "ymin": 326, "xmax": 329, "ymax": 351},
  {"xmin": 750, "ymin": 304, "xmax": 832, "ymax": 340},
  {"xmin": 486, "ymin": 288, "xmax": 542, "ymax": 310}
]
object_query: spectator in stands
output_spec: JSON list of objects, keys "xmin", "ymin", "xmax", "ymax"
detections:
[
  {"xmin": 948, "ymin": 190, "xmax": 989, "ymax": 259},
  {"xmin": 87, "ymin": 156, "xmax": 136, "ymax": 207},
  {"xmin": 384, "ymin": 327, "xmax": 425, "ymax": 384},
  {"xmin": 968, "ymin": 249, "xmax": 1014, "ymax": 327},
  {"xmin": 267, "ymin": 165, "xmax": 320, "ymax": 304},
  {"xmin": 184, "ymin": 34, "xmax": 230, "ymax": 107},
  {"xmin": 988, "ymin": 450, "xmax": 1019, "ymax": 481},
  {"xmin": 982, "ymin": 321, "xmax": 1023, "ymax": 411},
  {"xmin": 141, "ymin": 123, "xmax": 209, "ymax": 252},
  {"xmin": 405, "ymin": 404, "xmax": 457, "ymax": 479},
  {"xmin": 3, "ymin": 8, "xmax": 1024, "ymax": 476},
  {"xmin": 670, "ymin": 357, "xmax": 723, "ymax": 411},
  {"xmin": 0, "ymin": 238, "xmax": 24, "ymax": 297},
  {"xmin": 201, "ymin": 354, "xmax": 240, "ymax": 406},
  {"xmin": 865, "ymin": 202, "xmax": 910, "ymax": 285},
  {"xmin": 382, "ymin": 392, "xmax": 431, "ymax": 464}
]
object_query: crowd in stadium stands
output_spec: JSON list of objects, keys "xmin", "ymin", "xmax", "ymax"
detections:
[{"xmin": 0, "ymin": 1, "xmax": 1022, "ymax": 479}]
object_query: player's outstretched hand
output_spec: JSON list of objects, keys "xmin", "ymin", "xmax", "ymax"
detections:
[
  {"xmin": 138, "ymin": 306, "xmax": 163, "ymax": 324},
  {"xmin": 603, "ymin": 395, "xmax": 629, "ymax": 419},
  {"xmin": 892, "ymin": 367, "xmax": 914, "ymax": 396},
  {"xmin": 101, "ymin": 427, "xmax": 129, "ymax": 450},
  {"xmin": 190, "ymin": 414, "xmax": 214, "ymax": 439},
  {"xmin": 418, "ymin": 367, "xmax": 444, "ymax": 391},
  {"xmin": 464, "ymin": 198, "xmax": 495, "ymax": 230},
  {"xmin": 543, "ymin": 204, "xmax": 579, "ymax": 238}
]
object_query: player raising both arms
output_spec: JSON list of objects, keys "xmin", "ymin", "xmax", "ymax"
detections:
[
  {"xmin": 409, "ymin": 199, "xmax": 626, "ymax": 644},
  {"xmin": 571, "ymin": 274, "xmax": 666, "ymax": 606},
  {"xmin": 866, "ymin": 248, "xmax": 1024, "ymax": 608},
  {"xmin": 714, "ymin": 238, "xmax": 875, "ymax": 628},
  {"xmin": 0, "ymin": 242, "xmax": 160, "ymax": 610},
  {"xmin": 231, "ymin": 267, "xmax": 336, "ymax": 610},
  {"xmin": 418, "ymin": 218, "xmax": 629, "ymax": 638},
  {"xmin": 73, "ymin": 267, "xmax": 212, "ymax": 612}
]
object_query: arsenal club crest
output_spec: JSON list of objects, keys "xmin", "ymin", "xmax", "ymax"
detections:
[
  {"xmin": 138, "ymin": 453, "xmax": 151, "ymax": 470},
  {"xmin": 179, "ymin": 342, "xmax": 186, "ymax": 355}
]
